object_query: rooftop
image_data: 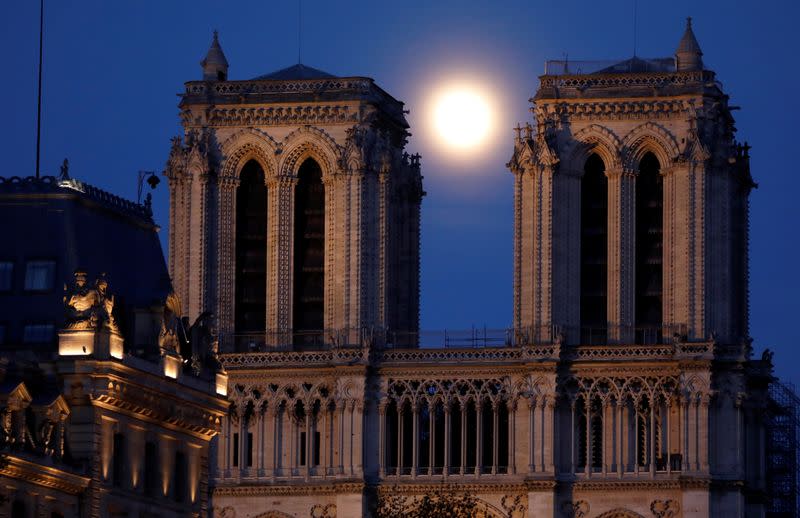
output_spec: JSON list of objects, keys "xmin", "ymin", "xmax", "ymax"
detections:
[{"xmin": 252, "ymin": 63, "xmax": 337, "ymax": 81}]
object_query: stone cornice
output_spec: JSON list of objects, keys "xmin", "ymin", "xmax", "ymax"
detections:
[
  {"xmin": 0, "ymin": 455, "xmax": 90, "ymax": 495},
  {"xmin": 533, "ymin": 99, "xmax": 694, "ymax": 121},
  {"xmin": 213, "ymin": 482, "xmax": 364, "ymax": 497},
  {"xmin": 567, "ymin": 477, "xmax": 710, "ymax": 491},
  {"xmin": 193, "ymin": 104, "xmax": 360, "ymax": 128}
]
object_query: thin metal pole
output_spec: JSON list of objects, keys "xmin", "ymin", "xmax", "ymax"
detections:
[{"xmin": 35, "ymin": 0, "xmax": 44, "ymax": 178}]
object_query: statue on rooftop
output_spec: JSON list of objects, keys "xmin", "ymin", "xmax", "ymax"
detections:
[
  {"xmin": 159, "ymin": 292, "xmax": 184, "ymax": 356},
  {"xmin": 63, "ymin": 270, "xmax": 119, "ymax": 333}
]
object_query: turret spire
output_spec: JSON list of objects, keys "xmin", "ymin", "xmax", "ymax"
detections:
[
  {"xmin": 201, "ymin": 30, "xmax": 229, "ymax": 81},
  {"xmin": 675, "ymin": 17, "xmax": 704, "ymax": 72}
]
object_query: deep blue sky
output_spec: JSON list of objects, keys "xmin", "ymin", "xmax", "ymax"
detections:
[{"xmin": 2, "ymin": 1, "xmax": 798, "ymax": 383}]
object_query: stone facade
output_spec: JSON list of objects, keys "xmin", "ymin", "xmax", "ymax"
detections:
[
  {"xmin": 165, "ymin": 35, "xmax": 423, "ymax": 346},
  {"xmin": 168, "ymin": 22, "xmax": 771, "ymax": 518}
]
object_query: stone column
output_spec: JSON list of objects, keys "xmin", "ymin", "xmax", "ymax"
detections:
[
  {"xmin": 428, "ymin": 403, "xmax": 435, "ymax": 476},
  {"xmin": 545, "ymin": 397, "xmax": 556, "ymax": 473},
  {"xmin": 585, "ymin": 400, "xmax": 591, "ymax": 476},
  {"xmin": 397, "ymin": 404, "xmax": 403, "ymax": 477},
  {"xmin": 304, "ymin": 409, "xmax": 312, "ymax": 481},
  {"xmin": 649, "ymin": 402, "xmax": 656, "ymax": 477},
  {"xmin": 529, "ymin": 398, "xmax": 536, "ymax": 473},
  {"xmin": 507, "ymin": 400, "xmax": 516, "ymax": 474},
  {"xmin": 339, "ymin": 403, "xmax": 346, "ymax": 475},
  {"xmin": 606, "ymin": 168, "xmax": 635, "ymax": 343},
  {"xmin": 378, "ymin": 401, "xmax": 387, "ymax": 478},
  {"xmin": 699, "ymin": 395, "xmax": 710, "ymax": 472},
  {"xmin": 411, "ymin": 402, "xmax": 419, "ymax": 477},
  {"xmin": 255, "ymin": 407, "xmax": 264, "ymax": 477},
  {"xmin": 570, "ymin": 401, "xmax": 577, "ymax": 475},
  {"xmin": 617, "ymin": 400, "xmax": 624, "ymax": 477},
  {"xmin": 476, "ymin": 400, "xmax": 483, "ymax": 477},
  {"xmin": 460, "ymin": 404, "xmax": 467, "ymax": 476},
  {"xmin": 492, "ymin": 401, "xmax": 499, "ymax": 475},
  {"xmin": 682, "ymin": 398, "xmax": 690, "ymax": 472},
  {"xmin": 352, "ymin": 400, "xmax": 364, "ymax": 476},
  {"xmin": 443, "ymin": 403, "xmax": 451, "ymax": 478},
  {"xmin": 263, "ymin": 405, "xmax": 275, "ymax": 479},
  {"xmin": 602, "ymin": 401, "xmax": 609, "ymax": 476},
  {"xmin": 267, "ymin": 177, "xmax": 297, "ymax": 336},
  {"xmin": 217, "ymin": 175, "xmax": 239, "ymax": 341}
]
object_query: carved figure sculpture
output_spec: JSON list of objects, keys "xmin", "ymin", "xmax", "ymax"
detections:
[
  {"xmin": 159, "ymin": 292, "xmax": 184, "ymax": 356},
  {"xmin": 64, "ymin": 270, "xmax": 119, "ymax": 333}
]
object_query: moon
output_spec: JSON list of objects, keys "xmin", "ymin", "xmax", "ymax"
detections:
[{"xmin": 432, "ymin": 86, "xmax": 493, "ymax": 152}]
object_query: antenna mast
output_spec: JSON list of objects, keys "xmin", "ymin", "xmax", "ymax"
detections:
[
  {"xmin": 632, "ymin": 0, "xmax": 638, "ymax": 58},
  {"xmin": 35, "ymin": 0, "xmax": 44, "ymax": 178},
  {"xmin": 298, "ymin": 0, "xmax": 302, "ymax": 64}
]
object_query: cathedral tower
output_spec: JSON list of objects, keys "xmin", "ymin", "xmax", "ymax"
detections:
[
  {"xmin": 508, "ymin": 18, "xmax": 754, "ymax": 348},
  {"xmin": 165, "ymin": 34, "xmax": 423, "ymax": 351}
]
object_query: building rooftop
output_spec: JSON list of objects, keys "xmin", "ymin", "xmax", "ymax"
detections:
[{"xmin": 252, "ymin": 63, "xmax": 337, "ymax": 81}]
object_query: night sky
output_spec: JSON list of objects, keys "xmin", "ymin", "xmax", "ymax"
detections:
[{"xmin": 2, "ymin": 1, "xmax": 798, "ymax": 385}]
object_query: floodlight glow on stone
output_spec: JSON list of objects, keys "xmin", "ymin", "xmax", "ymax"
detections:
[{"xmin": 433, "ymin": 88, "xmax": 492, "ymax": 150}]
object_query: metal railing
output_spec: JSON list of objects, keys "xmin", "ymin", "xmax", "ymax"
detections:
[
  {"xmin": 543, "ymin": 57, "xmax": 676, "ymax": 76},
  {"xmin": 219, "ymin": 324, "xmax": 690, "ymax": 352}
]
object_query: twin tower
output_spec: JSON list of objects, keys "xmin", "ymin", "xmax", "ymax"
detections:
[
  {"xmin": 167, "ymin": 20, "xmax": 753, "ymax": 352},
  {"xmin": 165, "ymin": 32, "xmax": 423, "ymax": 349}
]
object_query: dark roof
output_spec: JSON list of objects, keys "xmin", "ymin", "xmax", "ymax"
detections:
[
  {"xmin": 252, "ymin": 63, "xmax": 337, "ymax": 81},
  {"xmin": 594, "ymin": 56, "xmax": 675, "ymax": 74}
]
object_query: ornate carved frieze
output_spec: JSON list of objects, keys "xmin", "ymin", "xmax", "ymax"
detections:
[{"xmin": 202, "ymin": 105, "xmax": 358, "ymax": 128}]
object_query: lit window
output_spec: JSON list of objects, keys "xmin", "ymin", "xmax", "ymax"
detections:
[
  {"xmin": 24, "ymin": 260, "xmax": 56, "ymax": 291},
  {"xmin": 0, "ymin": 262, "xmax": 12, "ymax": 291},
  {"xmin": 23, "ymin": 323, "xmax": 54, "ymax": 343}
]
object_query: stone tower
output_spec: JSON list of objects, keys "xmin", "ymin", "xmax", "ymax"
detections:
[
  {"xmin": 505, "ymin": 19, "xmax": 768, "ymax": 516},
  {"xmin": 165, "ymin": 33, "xmax": 423, "ymax": 350},
  {"xmin": 508, "ymin": 17, "xmax": 754, "ymax": 347}
]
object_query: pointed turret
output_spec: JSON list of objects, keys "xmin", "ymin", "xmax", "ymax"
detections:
[
  {"xmin": 675, "ymin": 17, "xmax": 704, "ymax": 72},
  {"xmin": 201, "ymin": 30, "xmax": 229, "ymax": 81}
]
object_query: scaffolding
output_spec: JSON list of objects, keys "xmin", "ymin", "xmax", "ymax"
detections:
[{"xmin": 767, "ymin": 380, "xmax": 800, "ymax": 517}]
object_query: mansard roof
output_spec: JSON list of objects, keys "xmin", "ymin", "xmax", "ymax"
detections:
[{"xmin": 252, "ymin": 63, "xmax": 337, "ymax": 81}]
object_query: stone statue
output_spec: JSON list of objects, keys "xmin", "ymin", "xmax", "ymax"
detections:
[
  {"xmin": 0, "ymin": 408, "xmax": 14, "ymax": 447},
  {"xmin": 95, "ymin": 275, "xmax": 119, "ymax": 333},
  {"xmin": 159, "ymin": 292, "xmax": 184, "ymax": 356},
  {"xmin": 64, "ymin": 270, "xmax": 99, "ymax": 330},
  {"xmin": 59, "ymin": 158, "xmax": 70, "ymax": 180},
  {"xmin": 38, "ymin": 419, "xmax": 56, "ymax": 456},
  {"xmin": 188, "ymin": 311, "xmax": 215, "ymax": 372},
  {"xmin": 64, "ymin": 270, "xmax": 119, "ymax": 333}
]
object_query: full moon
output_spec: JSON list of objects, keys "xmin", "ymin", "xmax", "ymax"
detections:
[{"xmin": 433, "ymin": 87, "xmax": 493, "ymax": 151}]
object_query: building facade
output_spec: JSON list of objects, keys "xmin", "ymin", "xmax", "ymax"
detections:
[
  {"xmin": 166, "ymin": 22, "xmax": 773, "ymax": 518},
  {"xmin": 0, "ymin": 174, "xmax": 228, "ymax": 518}
]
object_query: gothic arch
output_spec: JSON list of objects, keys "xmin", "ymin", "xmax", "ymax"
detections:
[
  {"xmin": 219, "ymin": 128, "xmax": 279, "ymax": 182},
  {"xmin": 593, "ymin": 509, "xmax": 646, "ymax": 518},
  {"xmin": 621, "ymin": 122, "xmax": 680, "ymax": 170},
  {"xmin": 566, "ymin": 124, "xmax": 623, "ymax": 173},
  {"xmin": 279, "ymin": 126, "xmax": 340, "ymax": 178}
]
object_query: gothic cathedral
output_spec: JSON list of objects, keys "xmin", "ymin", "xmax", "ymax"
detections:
[{"xmin": 165, "ymin": 20, "xmax": 769, "ymax": 518}]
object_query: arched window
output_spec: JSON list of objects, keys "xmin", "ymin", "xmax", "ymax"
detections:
[
  {"xmin": 580, "ymin": 153, "xmax": 608, "ymax": 344},
  {"xmin": 635, "ymin": 152, "xmax": 663, "ymax": 339},
  {"xmin": 235, "ymin": 160, "xmax": 267, "ymax": 341},
  {"xmin": 293, "ymin": 158, "xmax": 325, "ymax": 342}
]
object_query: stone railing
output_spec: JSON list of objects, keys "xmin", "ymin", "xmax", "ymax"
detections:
[
  {"xmin": 184, "ymin": 78, "xmax": 374, "ymax": 97},
  {"xmin": 538, "ymin": 70, "xmax": 715, "ymax": 90}
]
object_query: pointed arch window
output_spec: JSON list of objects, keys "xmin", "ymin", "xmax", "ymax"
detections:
[
  {"xmin": 635, "ymin": 152, "xmax": 663, "ymax": 339},
  {"xmin": 293, "ymin": 158, "xmax": 325, "ymax": 342},
  {"xmin": 235, "ymin": 160, "xmax": 267, "ymax": 338},
  {"xmin": 580, "ymin": 153, "xmax": 608, "ymax": 344}
]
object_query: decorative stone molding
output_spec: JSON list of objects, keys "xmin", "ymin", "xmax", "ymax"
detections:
[{"xmin": 206, "ymin": 104, "xmax": 358, "ymax": 127}]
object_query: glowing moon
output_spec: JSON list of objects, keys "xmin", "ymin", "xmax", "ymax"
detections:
[{"xmin": 432, "ymin": 87, "xmax": 493, "ymax": 151}]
